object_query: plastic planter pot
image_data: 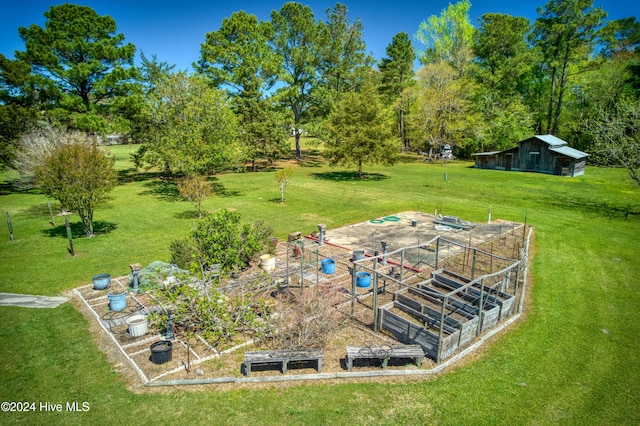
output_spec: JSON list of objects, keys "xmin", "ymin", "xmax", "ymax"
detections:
[
  {"xmin": 126, "ymin": 314, "xmax": 148, "ymax": 337},
  {"xmin": 150, "ymin": 341, "xmax": 173, "ymax": 364},
  {"xmin": 107, "ymin": 291, "xmax": 126, "ymax": 312},
  {"xmin": 352, "ymin": 250, "xmax": 365, "ymax": 261},
  {"xmin": 260, "ymin": 254, "xmax": 276, "ymax": 272},
  {"xmin": 356, "ymin": 271, "xmax": 372, "ymax": 288},
  {"xmin": 92, "ymin": 273, "xmax": 111, "ymax": 290},
  {"xmin": 321, "ymin": 258, "xmax": 336, "ymax": 274}
]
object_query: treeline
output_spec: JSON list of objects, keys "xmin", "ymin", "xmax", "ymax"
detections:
[{"xmin": 1, "ymin": 0, "xmax": 639, "ymax": 176}]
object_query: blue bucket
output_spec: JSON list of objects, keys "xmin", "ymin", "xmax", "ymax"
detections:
[
  {"xmin": 92, "ymin": 273, "xmax": 111, "ymax": 290},
  {"xmin": 356, "ymin": 271, "xmax": 372, "ymax": 288},
  {"xmin": 107, "ymin": 292, "xmax": 127, "ymax": 312},
  {"xmin": 321, "ymin": 258, "xmax": 336, "ymax": 274}
]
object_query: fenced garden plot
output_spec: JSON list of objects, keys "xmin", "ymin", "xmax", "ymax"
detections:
[
  {"xmin": 350, "ymin": 228, "xmax": 526, "ymax": 363},
  {"xmin": 72, "ymin": 214, "xmax": 529, "ymax": 384}
]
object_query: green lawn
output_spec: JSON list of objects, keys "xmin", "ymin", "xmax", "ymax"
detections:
[{"xmin": 1, "ymin": 142, "xmax": 639, "ymax": 425}]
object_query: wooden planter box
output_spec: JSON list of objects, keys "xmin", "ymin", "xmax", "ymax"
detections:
[
  {"xmin": 395, "ymin": 287, "xmax": 479, "ymax": 347},
  {"xmin": 433, "ymin": 269, "xmax": 515, "ymax": 322},
  {"xmin": 416, "ymin": 279, "xmax": 500, "ymax": 333},
  {"xmin": 377, "ymin": 301, "xmax": 460, "ymax": 361}
]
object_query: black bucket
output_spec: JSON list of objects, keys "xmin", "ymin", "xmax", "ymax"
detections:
[{"xmin": 150, "ymin": 341, "xmax": 173, "ymax": 364}]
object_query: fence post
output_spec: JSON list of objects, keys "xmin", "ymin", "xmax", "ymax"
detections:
[
  {"xmin": 6, "ymin": 212, "xmax": 14, "ymax": 241},
  {"xmin": 64, "ymin": 215, "xmax": 75, "ymax": 256}
]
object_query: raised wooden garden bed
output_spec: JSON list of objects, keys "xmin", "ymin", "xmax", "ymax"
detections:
[
  {"xmin": 376, "ymin": 301, "xmax": 460, "ymax": 361},
  {"xmin": 432, "ymin": 269, "xmax": 515, "ymax": 322},
  {"xmin": 416, "ymin": 277, "xmax": 500, "ymax": 333},
  {"xmin": 394, "ymin": 287, "xmax": 479, "ymax": 347}
]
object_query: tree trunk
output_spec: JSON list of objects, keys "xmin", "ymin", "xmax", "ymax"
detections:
[
  {"xmin": 552, "ymin": 54, "xmax": 570, "ymax": 136},
  {"xmin": 295, "ymin": 131, "xmax": 302, "ymax": 160},
  {"xmin": 545, "ymin": 66, "xmax": 557, "ymax": 134}
]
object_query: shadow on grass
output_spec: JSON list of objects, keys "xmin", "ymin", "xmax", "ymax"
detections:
[
  {"xmin": 312, "ymin": 171, "xmax": 389, "ymax": 181},
  {"xmin": 211, "ymin": 181, "xmax": 241, "ymax": 198},
  {"xmin": 117, "ymin": 168, "xmax": 163, "ymax": 184},
  {"xmin": 542, "ymin": 195, "xmax": 640, "ymax": 220},
  {"xmin": 0, "ymin": 178, "xmax": 43, "ymax": 196},
  {"xmin": 174, "ymin": 210, "xmax": 201, "ymax": 219},
  {"xmin": 140, "ymin": 178, "xmax": 182, "ymax": 202},
  {"xmin": 20, "ymin": 202, "xmax": 59, "ymax": 220},
  {"xmin": 42, "ymin": 220, "xmax": 118, "ymax": 239},
  {"xmin": 297, "ymin": 149, "xmax": 324, "ymax": 168}
]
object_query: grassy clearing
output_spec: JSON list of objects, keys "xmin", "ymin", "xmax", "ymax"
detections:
[{"xmin": 1, "ymin": 141, "xmax": 639, "ymax": 424}]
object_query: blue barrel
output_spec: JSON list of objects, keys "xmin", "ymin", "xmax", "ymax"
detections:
[
  {"xmin": 92, "ymin": 273, "xmax": 111, "ymax": 290},
  {"xmin": 321, "ymin": 258, "xmax": 336, "ymax": 274},
  {"xmin": 107, "ymin": 292, "xmax": 126, "ymax": 312},
  {"xmin": 356, "ymin": 271, "xmax": 372, "ymax": 288}
]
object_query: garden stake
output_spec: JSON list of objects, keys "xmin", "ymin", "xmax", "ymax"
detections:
[{"xmin": 6, "ymin": 212, "xmax": 14, "ymax": 241}]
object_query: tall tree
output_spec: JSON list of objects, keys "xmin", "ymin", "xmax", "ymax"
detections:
[
  {"xmin": 474, "ymin": 14, "xmax": 532, "ymax": 98},
  {"xmin": 530, "ymin": 0, "xmax": 606, "ymax": 136},
  {"xmin": 15, "ymin": 4, "xmax": 138, "ymax": 133},
  {"xmin": 406, "ymin": 63, "xmax": 482, "ymax": 155},
  {"xmin": 317, "ymin": 3, "xmax": 372, "ymax": 98},
  {"xmin": 137, "ymin": 73, "xmax": 239, "ymax": 176},
  {"xmin": 379, "ymin": 32, "xmax": 416, "ymax": 149},
  {"xmin": 197, "ymin": 11, "xmax": 279, "ymax": 102},
  {"xmin": 197, "ymin": 11, "xmax": 288, "ymax": 169},
  {"xmin": 271, "ymin": 2, "xmax": 322, "ymax": 160},
  {"xmin": 472, "ymin": 14, "xmax": 534, "ymax": 150},
  {"xmin": 322, "ymin": 76, "xmax": 400, "ymax": 178},
  {"xmin": 414, "ymin": 0, "xmax": 474, "ymax": 77}
]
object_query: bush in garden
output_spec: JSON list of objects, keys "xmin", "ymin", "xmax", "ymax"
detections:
[{"xmin": 171, "ymin": 208, "xmax": 273, "ymax": 275}]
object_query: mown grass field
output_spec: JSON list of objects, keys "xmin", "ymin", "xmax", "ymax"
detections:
[{"xmin": 1, "ymin": 142, "xmax": 639, "ymax": 425}]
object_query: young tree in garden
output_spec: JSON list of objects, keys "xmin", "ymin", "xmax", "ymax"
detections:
[
  {"xmin": 197, "ymin": 11, "xmax": 288, "ymax": 168},
  {"xmin": 34, "ymin": 132, "xmax": 117, "ymax": 237},
  {"xmin": 137, "ymin": 73, "xmax": 240, "ymax": 176},
  {"xmin": 530, "ymin": 0, "xmax": 606, "ymax": 136},
  {"xmin": 15, "ymin": 4, "xmax": 139, "ymax": 133},
  {"xmin": 379, "ymin": 32, "xmax": 416, "ymax": 149},
  {"xmin": 322, "ymin": 77, "xmax": 400, "ymax": 178},
  {"xmin": 275, "ymin": 167, "xmax": 293, "ymax": 204},
  {"xmin": 414, "ymin": 0, "xmax": 475, "ymax": 77},
  {"xmin": 271, "ymin": 2, "xmax": 322, "ymax": 160},
  {"xmin": 177, "ymin": 175, "xmax": 212, "ymax": 218}
]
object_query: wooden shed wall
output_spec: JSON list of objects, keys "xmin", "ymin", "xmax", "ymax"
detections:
[{"xmin": 475, "ymin": 138, "xmax": 586, "ymax": 177}]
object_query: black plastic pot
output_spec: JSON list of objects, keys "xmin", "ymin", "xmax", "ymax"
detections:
[{"xmin": 150, "ymin": 340, "xmax": 173, "ymax": 364}]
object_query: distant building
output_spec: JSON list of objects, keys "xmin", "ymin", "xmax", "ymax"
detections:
[{"xmin": 472, "ymin": 135, "xmax": 588, "ymax": 177}]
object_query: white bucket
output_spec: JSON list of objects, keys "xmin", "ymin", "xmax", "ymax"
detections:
[
  {"xmin": 126, "ymin": 314, "xmax": 148, "ymax": 337},
  {"xmin": 260, "ymin": 254, "xmax": 276, "ymax": 272}
]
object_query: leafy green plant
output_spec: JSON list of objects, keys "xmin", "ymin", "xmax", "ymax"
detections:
[
  {"xmin": 147, "ymin": 275, "xmax": 273, "ymax": 347},
  {"xmin": 173, "ymin": 208, "xmax": 273, "ymax": 275}
]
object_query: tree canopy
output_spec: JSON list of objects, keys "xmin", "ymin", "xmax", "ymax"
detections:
[
  {"xmin": 1, "ymin": 0, "xmax": 637, "ymax": 179},
  {"xmin": 15, "ymin": 3, "xmax": 138, "ymax": 133}
]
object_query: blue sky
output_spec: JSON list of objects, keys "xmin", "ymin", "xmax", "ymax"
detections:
[{"xmin": 1, "ymin": 1, "xmax": 637, "ymax": 72}]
